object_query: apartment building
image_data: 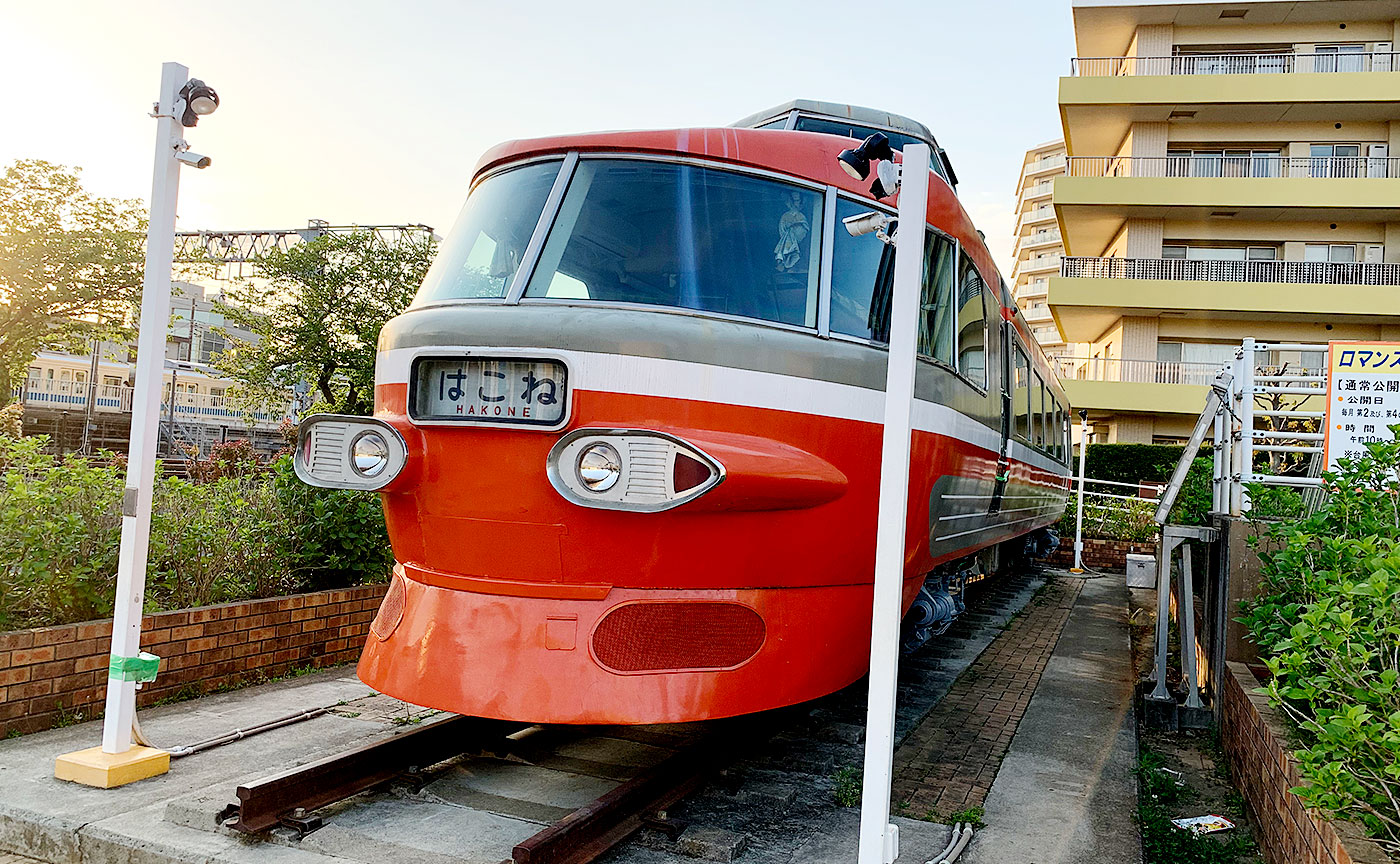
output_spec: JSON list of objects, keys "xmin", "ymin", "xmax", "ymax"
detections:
[
  {"xmin": 1051, "ymin": 0, "xmax": 1400, "ymax": 443},
  {"xmin": 1011, "ymin": 140, "xmax": 1073, "ymax": 357}
]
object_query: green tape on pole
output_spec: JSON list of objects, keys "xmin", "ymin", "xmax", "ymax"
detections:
[{"xmin": 109, "ymin": 652, "xmax": 160, "ymax": 683}]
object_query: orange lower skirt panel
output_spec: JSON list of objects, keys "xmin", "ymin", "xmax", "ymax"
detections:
[{"xmin": 358, "ymin": 567, "xmax": 924, "ymax": 724}]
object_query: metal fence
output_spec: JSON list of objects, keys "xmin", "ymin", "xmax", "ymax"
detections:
[
  {"xmin": 1061, "ymin": 256, "xmax": 1400, "ymax": 286},
  {"xmin": 1072, "ymin": 51, "xmax": 1399, "ymax": 77},
  {"xmin": 1066, "ymin": 154, "xmax": 1400, "ymax": 179}
]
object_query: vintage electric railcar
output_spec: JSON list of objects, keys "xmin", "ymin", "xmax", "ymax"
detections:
[{"xmin": 295, "ymin": 101, "xmax": 1072, "ymax": 724}]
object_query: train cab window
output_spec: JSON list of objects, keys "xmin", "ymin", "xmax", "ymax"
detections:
[
  {"xmin": 523, "ymin": 160, "xmax": 824, "ymax": 328},
  {"xmin": 918, "ymin": 233, "xmax": 956, "ymax": 365},
  {"xmin": 413, "ymin": 160, "xmax": 565, "ymax": 305},
  {"xmin": 790, "ymin": 116, "xmax": 951, "ymax": 184},
  {"xmin": 831, "ymin": 198, "xmax": 894, "ymax": 342},
  {"xmin": 957, "ymin": 252, "xmax": 988, "ymax": 389},
  {"xmin": 1012, "ymin": 345, "xmax": 1030, "ymax": 441}
]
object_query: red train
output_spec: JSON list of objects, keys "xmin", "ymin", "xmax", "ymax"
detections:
[{"xmin": 295, "ymin": 100, "xmax": 1071, "ymax": 724}]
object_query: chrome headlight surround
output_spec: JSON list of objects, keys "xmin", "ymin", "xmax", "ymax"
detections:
[
  {"xmin": 294, "ymin": 413, "xmax": 408, "ymax": 491},
  {"xmin": 547, "ymin": 429, "xmax": 724, "ymax": 512}
]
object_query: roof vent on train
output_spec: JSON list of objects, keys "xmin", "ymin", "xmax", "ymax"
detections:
[{"xmin": 733, "ymin": 98, "xmax": 959, "ymax": 192}]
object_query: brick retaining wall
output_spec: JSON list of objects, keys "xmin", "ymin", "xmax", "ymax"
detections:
[
  {"xmin": 0, "ymin": 584, "xmax": 388, "ymax": 738},
  {"xmin": 1044, "ymin": 538, "xmax": 1155, "ymax": 571},
  {"xmin": 1221, "ymin": 662, "xmax": 1390, "ymax": 864}
]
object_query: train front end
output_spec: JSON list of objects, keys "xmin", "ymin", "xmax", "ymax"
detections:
[{"xmin": 293, "ymin": 128, "xmax": 1013, "ymax": 724}]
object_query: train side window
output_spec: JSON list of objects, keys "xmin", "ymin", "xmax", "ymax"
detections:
[
  {"xmin": 1012, "ymin": 344, "xmax": 1030, "ymax": 441},
  {"xmin": 831, "ymin": 198, "xmax": 895, "ymax": 342},
  {"xmin": 1032, "ymin": 372, "xmax": 1046, "ymax": 448},
  {"xmin": 957, "ymin": 251, "xmax": 988, "ymax": 389},
  {"xmin": 918, "ymin": 232, "xmax": 956, "ymax": 364},
  {"xmin": 1042, "ymin": 389, "xmax": 1054, "ymax": 455}
]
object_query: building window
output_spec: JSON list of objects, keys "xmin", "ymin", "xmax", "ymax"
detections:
[
  {"xmin": 199, "ymin": 331, "xmax": 227, "ymax": 364},
  {"xmin": 1315, "ymin": 44, "xmax": 1366, "ymax": 73},
  {"xmin": 1305, "ymin": 243, "xmax": 1357, "ymax": 263}
]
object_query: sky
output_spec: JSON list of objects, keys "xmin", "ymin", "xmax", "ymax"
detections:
[{"xmin": 0, "ymin": 0, "xmax": 1074, "ymax": 274}]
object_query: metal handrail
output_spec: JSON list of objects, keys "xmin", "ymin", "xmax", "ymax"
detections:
[
  {"xmin": 1072, "ymin": 51, "xmax": 1399, "ymax": 77},
  {"xmin": 1061, "ymin": 256, "xmax": 1400, "ymax": 286},
  {"xmin": 1066, "ymin": 154, "xmax": 1400, "ymax": 178}
]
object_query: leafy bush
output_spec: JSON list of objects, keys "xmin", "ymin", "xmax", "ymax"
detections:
[
  {"xmin": 0, "ymin": 436, "xmax": 390, "ymax": 630},
  {"xmin": 0, "ymin": 437, "xmax": 124, "ymax": 627},
  {"xmin": 1241, "ymin": 428, "xmax": 1400, "ymax": 855}
]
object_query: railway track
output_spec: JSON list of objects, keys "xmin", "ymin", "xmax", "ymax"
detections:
[
  {"xmin": 221, "ymin": 709, "xmax": 782, "ymax": 864},
  {"xmin": 217, "ymin": 568, "xmax": 1046, "ymax": 864}
]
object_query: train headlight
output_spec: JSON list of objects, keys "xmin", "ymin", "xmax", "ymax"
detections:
[
  {"xmin": 577, "ymin": 442, "xmax": 621, "ymax": 492},
  {"xmin": 548, "ymin": 429, "xmax": 724, "ymax": 512},
  {"xmin": 351, "ymin": 431, "xmax": 391, "ymax": 478},
  {"xmin": 294, "ymin": 414, "xmax": 407, "ymax": 491}
]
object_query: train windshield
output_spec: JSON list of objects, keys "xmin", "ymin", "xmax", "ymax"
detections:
[
  {"xmin": 523, "ymin": 160, "xmax": 824, "ymax": 328},
  {"xmin": 413, "ymin": 160, "xmax": 564, "ymax": 305}
]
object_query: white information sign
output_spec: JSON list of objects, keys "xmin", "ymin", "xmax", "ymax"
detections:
[{"xmin": 1325, "ymin": 340, "xmax": 1400, "ymax": 469}]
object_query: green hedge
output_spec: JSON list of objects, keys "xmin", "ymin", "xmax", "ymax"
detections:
[
  {"xmin": 1084, "ymin": 442, "xmax": 1212, "ymax": 486},
  {"xmin": 0, "ymin": 436, "xmax": 391, "ymax": 631}
]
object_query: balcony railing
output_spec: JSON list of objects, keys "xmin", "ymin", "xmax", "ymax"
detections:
[
  {"xmin": 1019, "ymin": 255, "xmax": 1063, "ymax": 273},
  {"xmin": 1061, "ymin": 256, "xmax": 1400, "ymax": 286},
  {"xmin": 1020, "ymin": 231, "xmax": 1061, "ymax": 248},
  {"xmin": 1020, "ymin": 206, "xmax": 1056, "ymax": 224},
  {"xmin": 1066, "ymin": 154, "xmax": 1400, "ymax": 179},
  {"xmin": 1053, "ymin": 356, "xmax": 1224, "ymax": 386},
  {"xmin": 12, "ymin": 380, "xmax": 290, "ymax": 429},
  {"xmin": 1025, "ymin": 156, "xmax": 1066, "ymax": 175},
  {"xmin": 1071, "ymin": 51, "xmax": 1399, "ymax": 77}
]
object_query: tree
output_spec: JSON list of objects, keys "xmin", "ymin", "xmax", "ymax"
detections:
[
  {"xmin": 213, "ymin": 230, "xmax": 436, "ymax": 416},
  {"xmin": 0, "ymin": 160, "xmax": 145, "ymax": 405}
]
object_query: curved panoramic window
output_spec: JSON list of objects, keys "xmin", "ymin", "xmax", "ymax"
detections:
[
  {"xmin": 412, "ymin": 160, "xmax": 563, "ymax": 305},
  {"xmin": 523, "ymin": 160, "xmax": 824, "ymax": 328}
]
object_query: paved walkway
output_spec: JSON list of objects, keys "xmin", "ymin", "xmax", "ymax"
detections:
[
  {"xmin": 891, "ymin": 574, "xmax": 1083, "ymax": 818},
  {"xmin": 962, "ymin": 575, "xmax": 1141, "ymax": 863}
]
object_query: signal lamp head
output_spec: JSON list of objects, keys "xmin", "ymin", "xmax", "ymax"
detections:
[
  {"xmin": 836, "ymin": 132, "xmax": 895, "ymax": 181},
  {"xmin": 178, "ymin": 78, "xmax": 219, "ymax": 127},
  {"xmin": 870, "ymin": 160, "xmax": 902, "ymax": 200}
]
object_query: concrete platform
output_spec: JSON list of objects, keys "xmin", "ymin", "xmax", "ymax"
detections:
[{"xmin": 961, "ymin": 575, "xmax": 1142, "ymax": 864}]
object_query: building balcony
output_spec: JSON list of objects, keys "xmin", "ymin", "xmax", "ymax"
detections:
[
  {"xmin": 1067, "ymin": 155, "xmax": 1400, "ymax": 179},
  {"xmin": 1070, "ymin": 51, "xmax": 1398, "ymax": 78},
  {"xmin": 1059, "ymin": 53, "xmax": 1400, "ymax": 154},
  {"xmin": 1017, "ymin": 281, "xmax": 1049, "ymax": 299},
  {"xmin": 1054, "ymin": 157, "xmax": 1400, "ymax": 256},
  {"xmin": 1023, "ymin": 305, "xmax": 1054, "ymax": 323},
  {"xmin": 1049, "ymin": 256, "xmax": 1400, "ymax": 342},
  {"xmin": 1024, "ymin": 156, "xmax": 1066, "ymax": 179},
  {"xmin": 1020, "ymin": 181, "xmax": 1055, "ymax": 204},
  {"xmin": 1016, "ymin": 230, "xmax": 1062, "ymax": 253},
  {"xmin": 1052, "ymin": 357, "xmax": 1217, "ymax": 415},
  {"xmin": 1018, "ymin": 255, "xmax": 1063, "ymax": 275}
]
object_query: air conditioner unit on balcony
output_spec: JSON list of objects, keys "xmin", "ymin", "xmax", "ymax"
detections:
[
  {"xmin": 1375, "ymin": 43, "xmax": 1392, "ymax": 72},
  {"xmin": 1365, "ymin": 244, "xmax": 1384, "ymax": 264}
]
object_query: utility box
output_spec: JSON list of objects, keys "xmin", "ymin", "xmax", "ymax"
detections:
[{"xmin": 1126, "ymin": 553, "xmax": 1157, "ymax": 588}]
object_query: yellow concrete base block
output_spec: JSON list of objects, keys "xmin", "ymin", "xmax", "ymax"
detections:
[{"xmin": 54, "ymin": 745, "xmax": 169, "ymax": 788}]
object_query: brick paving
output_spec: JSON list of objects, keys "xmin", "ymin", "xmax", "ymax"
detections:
[{"xmin": 890, "ymin": 574, "xmax": 1084, "ymax": 819}]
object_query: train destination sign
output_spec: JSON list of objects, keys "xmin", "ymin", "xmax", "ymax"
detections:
[
  {"xmin": 1324, "ymin": 340, "xmax": 1400, "ymax": 470},
  {"xmin": 412, "ymin": 357, "xmax": 568, "ymax": 427}
]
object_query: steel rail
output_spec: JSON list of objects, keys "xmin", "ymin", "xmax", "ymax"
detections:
[
  {"xmin": 226, "ymin": 714, "xmax": 523, "ymax": 834},
  {"xmin": 512, "ymin": 722, "xmax": 753, "ymax": 864}
]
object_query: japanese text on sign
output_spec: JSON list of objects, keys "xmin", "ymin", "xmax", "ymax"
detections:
[{"xmin": 1325, "ymin": 341, "xmax": 1400, "ymax": 469}]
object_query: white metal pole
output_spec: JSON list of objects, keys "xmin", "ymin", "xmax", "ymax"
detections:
[
  {"xmin": 857, "ymin": 143, "xmax": 929, "ymax": 864},
  {"xmin": 101, "ymin": 61, "xmax": 187, "ymax": 754},
  {"xmin": 1072, "ymin": 409, "xmax": 1089, "ymax": 573}
]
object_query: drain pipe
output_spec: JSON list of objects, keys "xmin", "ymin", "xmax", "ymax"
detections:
[{"xmin": 164, "ymin": 706, "xmax": 334, "ymax": 758}]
